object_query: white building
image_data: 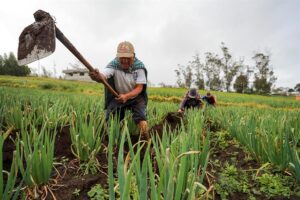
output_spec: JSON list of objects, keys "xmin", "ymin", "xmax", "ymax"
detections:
[{"xmin": 62, "ymin": 68, "xmax": 93, "ymax": 82}]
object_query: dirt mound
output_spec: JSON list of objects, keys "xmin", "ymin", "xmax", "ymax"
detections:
[
  {"xmin": 149, "ymin": 112, "xmax": 184, "ymax": 138},
  {"xmin": 54, "ymin": 125, "xmax": 74, "ymax": 159},
  {"xmin": 2, "ymin": 131, "xmax": 18, "ymax": 170},
  {"xmin": 46, "ymin": 164, "xmax": 107, "ymax": 200}
]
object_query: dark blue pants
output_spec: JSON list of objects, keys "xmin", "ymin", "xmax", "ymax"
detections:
[{"xmin": 105, "ymin": 95, "xmax": 147, "ymax": 124}]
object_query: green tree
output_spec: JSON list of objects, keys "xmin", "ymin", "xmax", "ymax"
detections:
[
  {"xmin": 204, "ymin": 52, "xmax": 222, "ymax": 90},
  {"xmin": 294, "ymin": 83, "xmax": 300, "ymax": 92},
  {"xmin": 0, "ymin": 55, "xmax": 4, "ymax": 74},
  {"xmin": 220, "ymin": 42, "xmax": 243, "ymax": 92},
  {"xmin": 191, "ymin": 53, "xmax": 205, "ymax": 89},
  {"xmin": 174, "ymin": 63, "xmax": 193, "ymax": 88},
  {"xmin": 234, "ymin": 74, "xmax": 249, "ymax": 93},
  {"xmin": 183, "ymin": 65, "xmax": 193, "ymax": 88},
  {"xmin": 210, "ymin": 75, "xmax": 222, "ymax": 91},
  {"xmin": 252, "ymin": 52, "xmax": 276, "ymax": 94},
  {"xmin": 0, "ymin": 52, "xmax": 31, "ymax": 76},
  {"xmin": 174, "ymin": 65, "xmax": 184, "ymax": 88},
  {"xmin": 288, "ymin": 88, "xmax": 294, "ymax": 92}
]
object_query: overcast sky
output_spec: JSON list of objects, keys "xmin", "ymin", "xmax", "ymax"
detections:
[{"xmin": 1, "ymin": 0, "xmax": 299, "ymax": 88}]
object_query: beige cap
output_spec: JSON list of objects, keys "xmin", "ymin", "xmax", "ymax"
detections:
[{"xmin": 116, "ymin": 41, "xmax": 135, "ymax": 58}]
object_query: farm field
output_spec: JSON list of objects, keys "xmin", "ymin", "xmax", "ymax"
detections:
[{"xmin": 1, "ymin": 76, "xmax": 300, "ymax": 200}]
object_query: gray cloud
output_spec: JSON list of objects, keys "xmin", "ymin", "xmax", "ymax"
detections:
[{"xmin": 0, "ymin": 0, "xmax": 299, "ymax": 87}]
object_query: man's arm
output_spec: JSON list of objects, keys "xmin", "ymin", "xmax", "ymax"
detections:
[
  {"xmin": 89, "ymin": 69, "xmax": 107, "ymax": 83},
  {"xmin": 212, "ymin": 96, "xmax": 217, "ymax": 106},
  {"xmin": 116, "ymin": 84, "xmax": 144, "ymax": 103},
  {"xmin": 178, "ymin": 95, "xmax": 188, "ymax": 112}
]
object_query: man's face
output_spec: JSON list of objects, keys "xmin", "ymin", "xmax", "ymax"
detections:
[{"xmin": 119, "ymin": 57, "xmax": 134, "ymax": 70}]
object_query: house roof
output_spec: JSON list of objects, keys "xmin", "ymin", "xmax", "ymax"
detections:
[{"xmin": 62, "ymin": 68, "xmax": 89, "ymax": 74}]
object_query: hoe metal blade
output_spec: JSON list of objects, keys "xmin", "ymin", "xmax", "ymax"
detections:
[
  {"xmin": 17, "ymin": 10, "xmax": 119, "ymax": 97},
  {"xmin": 17, "ymin": 10, "xmax": 56, "ymax": 66}
]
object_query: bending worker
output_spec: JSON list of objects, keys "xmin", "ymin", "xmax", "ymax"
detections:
[
  {"xmin": 89, "ymin": 41, "xmax": 149, "ymax": 140},
  {"xmin": 202, "ymin": 92, "xmax": 217, "ymax": 107},
  {"xmin": 178, "ymin": 88, "xmax": 203, "ymax": 113}
]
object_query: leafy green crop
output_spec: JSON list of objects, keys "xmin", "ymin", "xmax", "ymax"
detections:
[
  {"xmin": 215, "ymin": 164, "xmax": 250, "ymax": 200},
  {"xmin": 257, "ymin": 173, "xmax": 292, "ymax": 198}
]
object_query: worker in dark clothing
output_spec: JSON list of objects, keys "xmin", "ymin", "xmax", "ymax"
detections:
[
  {"xmin": 178, "ymin": 88, "xmax": 203, "ymax": 113},
  {"xmin": 202, "ymin": 92, "xmax": 217, "ymax": 107}
]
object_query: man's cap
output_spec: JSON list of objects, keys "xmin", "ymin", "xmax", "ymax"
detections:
[
  {"xmin": 117, "ymin": 41, "xmax": 135, "ymax": 58},
  {"xmin": 188, "ymin": 88, "xmax": 198, "ymax": 98}
]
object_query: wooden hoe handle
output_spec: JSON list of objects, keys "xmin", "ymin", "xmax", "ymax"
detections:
[{"xmin": 55, "ymin": 27, "xmax": 119, "ymax": 97}]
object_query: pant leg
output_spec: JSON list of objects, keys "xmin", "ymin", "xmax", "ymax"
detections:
[
  {"xmin": 105, "ymin": 98, "xmax": 126, "ymax": 122},
  {"xmin": 129, "ymin": 95, "xmax": 147, "ymax": 124}
]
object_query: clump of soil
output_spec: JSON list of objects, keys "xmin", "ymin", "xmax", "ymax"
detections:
[
  {"xmin": 2, "ymin": 131, "xmax": 18, "ymax": 170},
  {"xmin": 54, "ymin": 125, "xmax": 74, "ymax": 159},
  {"xmin": 47, "ymin": 154, "xmax": 108, "ymax": 200},
  {"xmin": 205, "ymin": 118, "xmax": 222, "ymax": 132},
  {"xmin": 149, "ymin": 112, "xmax": 183, "ymax": 137}
]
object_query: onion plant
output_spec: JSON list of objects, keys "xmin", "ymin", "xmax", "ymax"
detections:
[
  {"xmin": 288, "ymin": 143, "xmax": 300, "ymax": 182},
  {"xmin": 206, "ymin": 106, "xmax": 300, "ymax": 177},
  {"xmin": 107, "ymin": 110, "xmax": 210, "ymax": 199},
  {"xmin": 0, "ymin": 106, "xmax": 5, "ymax": 130},
  {"xmin": 70, "ymin": 111, "xmax": 105, "ymax": 174},
  {"xmin": 149, "ymin": 111, "xmax": 210, "ymax": 200},
  {"xmin": 0, "ymin": 127, "xmax": 21, "ymax": 200},
  {"xmin": 107, "ymin": 116, "xmax": 116, "ymax": 200},
  {"xmin": 16, "ymin": 121, "xmax": 56, "ymax": 189},
  {"xmin": 5, "ymin": 105, "xmax": 24, "ymax": 130}
]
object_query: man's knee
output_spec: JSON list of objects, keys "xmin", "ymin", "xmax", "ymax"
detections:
[
  {"xmin": 138, "ymin": 120, "xmax": 148, "ymax": 132},
  {"xmin": 138, "ymin": 120, "xmax": 149, "ymax": 140}
]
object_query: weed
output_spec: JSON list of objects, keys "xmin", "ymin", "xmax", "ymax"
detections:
[
  {"xmin": 256, "ymin": 173, "xmax": 292, "ymax": 198},
  {"xmin": 87, "ymin": 184, "xmax": 108, "ymax": 200},
  {"xmin": 72, "ymin": 188, "xmax": 80, "ymax": 196},
  {"xmin": 217, "ymin": 131, "xmax": 230, "ymax": 150},
  {"xmin": 215, "ymin": 164, "xmax": 250, "ymax": 199}
]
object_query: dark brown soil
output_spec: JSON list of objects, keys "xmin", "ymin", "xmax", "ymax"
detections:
[
  {"xmin": 54, "ymin": 125, "xmax": 74, "ymax": 159},
  {"xmin": 149, "ymin": 111, "xmax": 183, "ymax": 137},
  {"xmin": 47, "ymin": 153, "xmax": 108, "ymax": 200},
  {"xmin": 2, "ymin": 130, "xmax": 18, "ymax": 170}
]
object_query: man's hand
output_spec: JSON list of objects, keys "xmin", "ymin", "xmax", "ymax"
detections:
[
  {"xmin": 116, "ymin": 94, "xmax": 129, "ymax": 103},
  {"xmin": 178, "ymin": 108, "xmax": 184, "ymax": 113},
  {"xmin": 115, "ymin": 84, "xmax": 143, "ymax": 104},
  {"xmin": 89, "ymin": 69, "xmax": 103, "ymax": 83}
]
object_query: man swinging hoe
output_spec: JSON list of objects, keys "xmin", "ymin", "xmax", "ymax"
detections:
[
  {"xmin": 17, "ymin": 10, "xmax": 149, "ymax": 140},
  {"xmin": 89, "ymin": 41, "xmax": 149, "ymax": 141}
]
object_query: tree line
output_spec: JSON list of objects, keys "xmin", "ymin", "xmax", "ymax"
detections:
[
  {"xmin": 0, "ymin": 52, "xmax": 31, "ymax": 76},
  {"xmin": 174, "ymin": 42, "xmax": 277, "ymax": 94},
  {"xmin": 1, "ymin": 51, "xmax": 299, "ymax": 94}
]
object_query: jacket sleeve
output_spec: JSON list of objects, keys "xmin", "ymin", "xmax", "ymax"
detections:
[
  {"xmin": 196, "ymin": 99, "xmax": 203, "ymax": 108},
  {"xmin": 179, "ymin": 93, "xmax": 189, "ymax": 110}
]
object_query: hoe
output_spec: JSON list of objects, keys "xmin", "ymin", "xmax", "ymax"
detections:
[{"xmin": 17, "ymin": 9, "xmax": 119, "ymax": 97}]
